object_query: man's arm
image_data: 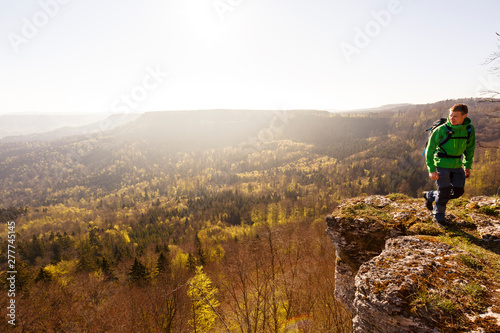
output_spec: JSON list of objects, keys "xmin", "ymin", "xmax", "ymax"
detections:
[
  {"xmin": 463, "ymin": 125, "xmax": 476, "ymax": 171},
  {"xmin": 425, "ymin": 127, "xmax": 441, "ymax": 178}
]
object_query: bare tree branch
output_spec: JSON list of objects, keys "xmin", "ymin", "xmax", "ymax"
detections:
[
  {"xmin": 478, "ymin": 33, "xmax": 500, "ymax": 98},
  {"xmin": 479, "ymin": 91, "xmax": 500, "ymax": 98},
  {"xmin": 476, "ymin": 97, "xmax": 500, "ymax": 102}
]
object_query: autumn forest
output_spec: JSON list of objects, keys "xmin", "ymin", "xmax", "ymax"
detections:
[{"xmin": 1, "ymin": 99, "xmax": 500, "ymax": 332}]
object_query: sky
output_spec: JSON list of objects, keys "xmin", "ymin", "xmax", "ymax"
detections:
[{"xmin": 0, "ymin": 0, "xmax": 499, "ymax": 115}]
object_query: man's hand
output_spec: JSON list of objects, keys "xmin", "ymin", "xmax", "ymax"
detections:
[
  {"xmin": 429, "ymin": 171, "xmax": 439, "ymax": 180},
  {"xmin": 465, "ymin": 169, "xmax": 471, "ymax": 178}
]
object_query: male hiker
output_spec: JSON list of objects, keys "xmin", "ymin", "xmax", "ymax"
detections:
[{"xmin": 423, "ymin": 103, "xmax": 476, "ymax": 228}]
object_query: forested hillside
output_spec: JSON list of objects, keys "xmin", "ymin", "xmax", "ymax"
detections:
[{"xmin": 0, "ymin": 99, "xmax": 499, "ymax": 331}]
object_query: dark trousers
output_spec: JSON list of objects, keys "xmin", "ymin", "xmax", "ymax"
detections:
[{"xmin": 428, "ymin": 167, "xmax": 466, "ymax": 221}]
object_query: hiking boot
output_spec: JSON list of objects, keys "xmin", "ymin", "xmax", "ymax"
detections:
[
  {"xmin": 423, "ymin": 191, "xmax": 433, "ymax": 211},
  {"xmin": 433, "ymin": 217, "xmax": 448, "ymax": 230}
]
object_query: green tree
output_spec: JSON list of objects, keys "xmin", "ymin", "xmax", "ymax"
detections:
[
  {"xmin": 27, "ymin": 235, "xmax": 44, "ymax": 265},
  {"xmin": 77, "ymin": 248, "xmax": 98, "ymax": 272},
  {"xmin": 34, "ymin": 266, "xmax": 52, "ymax": 283},
  {"xmin": 128, "ymin": 257, "xmax": 148, "ymax": 285},
  {"xmin": 101, "ymin": 257, "xmax": 117, "ymax": 281},
  {"xmin": 14, "ymin": 260, "xmax": 34, "ymax": 291},
  {"xmin": 187, "ymin": 252, "xmax": 197, "ymax": 272},
  {"xmin": 195, "ymin": 234, "xmax": 206, "ymax": 266},
  {"xmin": 156, "ymin": 251, "xmax": 170, "ymax": 277}
]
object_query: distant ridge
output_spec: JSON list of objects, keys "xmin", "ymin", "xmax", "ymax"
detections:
[
  {"xmin": 2, "ymin": 98, "xmax": 496, "ymax": 145},
  {"xmin": 1, "ymin": 113, "xmax": 140, "ymax": 142},
  {"xmin": 0, "ymin": 114, "xmax": 109, "ymax": 139},
  {"xmin": 338, "ymin": 103, "xmax": 413, "ymax": 113}
]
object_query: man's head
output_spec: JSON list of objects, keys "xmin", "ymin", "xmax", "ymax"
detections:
[{"xmin": 448, "ymin": 103, "xmax": 468, "ymax": 125}]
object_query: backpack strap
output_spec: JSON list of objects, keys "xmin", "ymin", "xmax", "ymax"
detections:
[
  {"xmin": 436, "ymin": 152, "xmax": 463, "ymax": 159},
  {"xmin": 437, "ymin": 124, "xmax": 454, "ymax": 147},
  {"xmin": 436, "ymin": 124, "xmax": 472, "ymax": 159},
  {"xmin": 422, "ymin": 120, "xmax": 471, "ymax": 157}
]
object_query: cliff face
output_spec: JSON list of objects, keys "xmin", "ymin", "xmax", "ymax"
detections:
[{"xmin": 326, "ymin": 195, "xmax": 500, "ymax": 333}]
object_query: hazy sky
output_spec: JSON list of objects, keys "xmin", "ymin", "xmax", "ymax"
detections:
[{"xmin": 0, "ymin": 0, "xmax": 499, "ymax": 114}]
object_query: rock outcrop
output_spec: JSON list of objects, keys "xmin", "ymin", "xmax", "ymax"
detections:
[{"xmin": 326, "ymin": 195, "xmax": 500, "ymax": 333}]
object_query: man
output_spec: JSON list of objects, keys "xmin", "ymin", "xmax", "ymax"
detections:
[{"xmin": 423, "ymin": 103, "xmax": 476, "ymax": 228}]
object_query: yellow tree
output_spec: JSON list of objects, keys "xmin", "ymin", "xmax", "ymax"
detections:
[{"xmin": 187, "ymin": 266, "xmax": 223, "ymax": 332}]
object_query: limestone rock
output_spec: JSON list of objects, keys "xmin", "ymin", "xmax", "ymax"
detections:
[
  {"xmin": 326, "ymin": 195, "xmax": 500, "ymax": 333},
  {"xmin": 363, "ymin": 195, "xmax": 393, "ymax": 208},
  {"xmin": 325, "ymin": 214, "xmax": 393, "ymax": 312},
  {"xmin": 469, "ymin": 213, "xmax": 500, "ymax": 242},
  {"xmin": 469, "ymin": 196, "xmax": 500, "ymax": 208},
  {"xmin": 353, "ymin": 237, "xmax": 458, "ymax": 333}
]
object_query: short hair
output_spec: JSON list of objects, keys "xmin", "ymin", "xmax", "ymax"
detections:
[{"xmin": 450, "ymin": 103, "xmax": 468, "ymax": 115}]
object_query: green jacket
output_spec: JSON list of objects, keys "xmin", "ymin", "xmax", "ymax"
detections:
[{"xmin": 425, "ymin": 117, "xmax": 475, "ymax": 173}]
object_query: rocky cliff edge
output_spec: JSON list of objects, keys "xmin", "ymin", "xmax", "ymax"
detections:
[{"xmin": 326, "ymin": 194, "xmax": 500, "ymax": 333}]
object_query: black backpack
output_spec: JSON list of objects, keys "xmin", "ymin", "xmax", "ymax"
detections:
[{"xmin": 422, "ymin": 118, "xmax": 472, "ymax": 158}]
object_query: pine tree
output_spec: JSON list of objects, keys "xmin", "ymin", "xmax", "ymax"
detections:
[
  {"xmin": 128, "ymin": 257, "xmax": 148, "ymax": 285},
  {"xmin": 187, "ymin": 266, "xmax": 220, "ymax": 332},
  {"xmin": 76, "ymin": 240, "xmax": 99, "ymax": 272},
  {"xmin": 27, "ymin": 235, "xmax": 44, "ymax": 265},
  {"xmin": 101, "ymin": 257, "xmax": 117, "ymax": 282},
  {"xmin": 113, "ymin": 245, "xmax": 123, "ymax": 263},
  {"xmin": 34, "ymin": 266, "xmax": 52, "ymax": 283},
  {"xmin": 156, "ymin": 251, "xmax": 170, "ymax": 276},
  {"xmin": 187, "ymin": 253, "xmax": 197, "ymax": 272},
  {"xmin": 50, "ymin": 240, "xmax": 62, "ymax": 263},
  {"xmin": 195, "ymin": 234, "xmax": 206, "ymax": 266},
  {"xmin": 197, "ymin": 248, "xmax": 206, "ymax": 266},
  {"xmin": 77, "ymin": 253, "xmax": 96, "ymax": 272},
  {"xmin": 15, "ymin": 260, "xmax": 33, "ymax": 291}
]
